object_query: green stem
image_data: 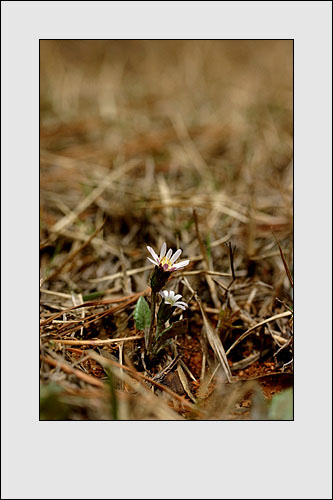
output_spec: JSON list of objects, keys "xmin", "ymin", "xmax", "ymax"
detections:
[{"xmin": 147, "ymin": 291, "xmax": 157, "ymax": 353}]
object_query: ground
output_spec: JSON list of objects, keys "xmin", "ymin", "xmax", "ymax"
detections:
[{"xmin": 40, "ymin": 40, "xmax": 293, "ymax": 420}]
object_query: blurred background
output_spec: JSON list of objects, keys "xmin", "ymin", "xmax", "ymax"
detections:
[
  {"xmin": 40, "ymin": 40, "xmax": 293, "ymax": 288},
  {"xmin": 40, "ymin": 40, "xmax": 293, "ymax": 420}
]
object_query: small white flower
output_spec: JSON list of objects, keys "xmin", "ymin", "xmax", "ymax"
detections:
[
  {"xmin": 147, "ymin": 242, "xmax": 190, "ymax": 272},
  {"xmin": 159, "ymin": 290, "xmax": 188, "ymax": 310}
]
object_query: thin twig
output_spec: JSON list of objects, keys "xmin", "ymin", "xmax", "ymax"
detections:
[
  {"xmin": 225, "ymin": 241, "xmax": 237, "ymax": 282},
  {"xmin": 49, "ymin": 334, "xmax": 143, "ymax": 345},
  {"xmin": 40, "ymin": 354, "xmax": 104, "ymax": 388},
  {"xmin": 183, "ymin": 270, "xmax": 233, "ymax": 278},
  {"xmin": 273, "ymin": 231, "xmax": 294, "ymax": 288}
]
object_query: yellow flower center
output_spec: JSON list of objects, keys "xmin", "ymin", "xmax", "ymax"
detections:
[{"xmin": 160, "ymin": 256, "xmax": 173, "ymax": 269}]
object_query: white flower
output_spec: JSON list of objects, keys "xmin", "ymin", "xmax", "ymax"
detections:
[
  {"xmin": 159, "ymin": 290, "xmax": 188, "ymax": 310},
  {"xmin": 147, "ymin": 242, "xmax": 190, "ymax": 272}
]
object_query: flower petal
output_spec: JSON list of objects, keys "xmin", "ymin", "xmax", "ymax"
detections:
[
  {"xmin": 173, "ymin": 260, "xmax": 190, "ymax": 269},
  {"xmin": 175, "ymin": 304, "xmax": 187, "ymax": 310},
  {"xmin": 170, "ymin": 248, "xmax": 182, "ymax": 264},
  {"xmin": 174, "ymin": 294, "xmax": 182, "ymax": 302},
  {"xmin": 166, "ymin": 248, "xmax": 172, "ymax": 260},
  {"xmin": 147, "ymin": 257, "xmax": 158, "ymax": 265},
  {"xmin": 169, "ymin": 290, "xmax": 175, "ymax": 299},
  {"xmin": 159, "ymin": 242, "xmax": 167, "ymax": 259},
  {"xmin": 147, "ymin": 246, "xmax": 159, "ymax": 263},
  {"xmin": 175, "ymin": 301, "xmax": 188, "ymax": 308}
]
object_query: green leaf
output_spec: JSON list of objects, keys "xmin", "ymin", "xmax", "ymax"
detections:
[
  {"xmin": 154, "ymin": 319, "xmax": 188, "ymax": 353},
  {"xmin": 40, "ymin": 383, "xmax": 71, "ymax": 420},
  {"xmin": 268, "ymin": 388, "xmax": 293, "ymax": 420},
  {"xmin": 134, "ymin": 296, "xmax": 151, "ymax": 331}
]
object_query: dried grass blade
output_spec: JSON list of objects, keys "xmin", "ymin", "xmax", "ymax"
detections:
[
  {"xmin": 40, "ymin": 289, "xmax": 148, "ymax": 327},
  {"xmin": 50, "ymin": 335, "xmax": 143, "ymax": 345},
  {"xmin": 199, "ymin": 302, "xmax": 232, "ymax": 383},
  {"xmin": 89, "ymin": 351, "xmax": 184, "ymax": 419},
  {"xmin": 51, "ymin": 159, "xmax": 140, "ymax": 234},
  {"xmin": 193, "ymin": 209, "xmax": 221, "ymax": 309},
  {"xmin": 89, "ymin": 265, "xmax": 153, "ymax": 283},
  {"xmin": 177, "ymin": 364, "xmax": 197, "ymax": 403},
  {"xmin": 43, "ymin": 220, "xmax": 106, "ymax": 283},
  {"xmin": 226, "ymin": 311, "xmax": 292, "ymax": 356},
  {"xmin": 183, "ymin": 278, "xmax": 232, "ymax": 383}
]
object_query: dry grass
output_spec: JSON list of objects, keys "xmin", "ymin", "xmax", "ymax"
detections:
[{"xmin": 40, "ymin": 40, "xmax": 293, "ymax": 420}]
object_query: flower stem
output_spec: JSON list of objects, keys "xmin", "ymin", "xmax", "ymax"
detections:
[{"xmin": 147, "ymin": 290, "xmax": 157, "ymax": 353}]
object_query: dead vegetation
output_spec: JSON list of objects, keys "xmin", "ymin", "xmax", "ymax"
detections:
[{"xmin": 40, "ymin": 40, "xmax": 293, "ymax": 420}]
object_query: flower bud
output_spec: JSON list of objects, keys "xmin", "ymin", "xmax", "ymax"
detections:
[{"xmin": 150, "ymin": 265, "xmax": 171, "ymax": 293}]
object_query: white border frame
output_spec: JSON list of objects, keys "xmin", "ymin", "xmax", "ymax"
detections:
[{"xmin": 2, "ymin": 2, "xmax": 332, "ymax": 499}]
